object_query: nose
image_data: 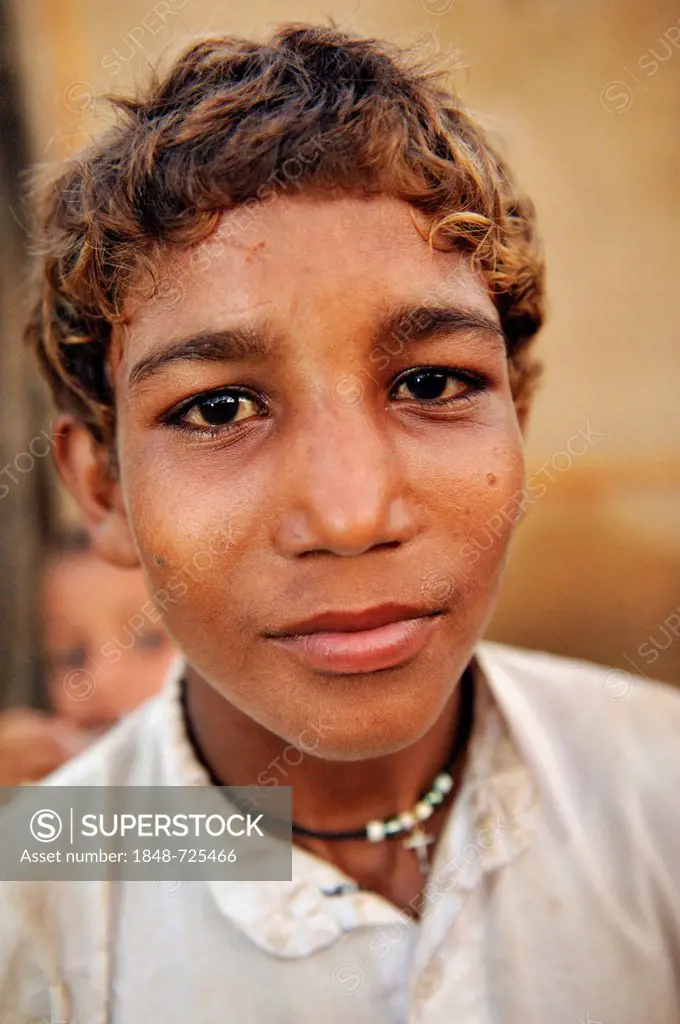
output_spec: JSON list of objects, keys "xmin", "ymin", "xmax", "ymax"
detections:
[{"xmin": 273, "ymin": 399, "xmax": 418, "ymax": 558}]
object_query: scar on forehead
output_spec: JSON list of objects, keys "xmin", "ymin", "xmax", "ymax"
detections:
[{"xmin": 244, "ymin": 239, "xmax": 267, "ymax": 263}]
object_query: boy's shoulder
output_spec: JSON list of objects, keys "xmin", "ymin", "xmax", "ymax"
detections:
[
  {"xmin": 478, "ymin": 640, "xmax": 680, "ymax": 823},
  {"xmin": 478, "ymin": 639, "xmax": 679, "ymax": 720},
  {"xmin": 479, "ymin": 639, "xmax": 680, "ymax": 742}
]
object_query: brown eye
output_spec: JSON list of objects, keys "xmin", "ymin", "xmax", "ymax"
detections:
[
  {"xmin": 173, "ymin": 390, "xmax": 264, "ymax": 431},
  {"xmin": 391, "ymin": 368, "xmax": 473, "ymax": 404}
]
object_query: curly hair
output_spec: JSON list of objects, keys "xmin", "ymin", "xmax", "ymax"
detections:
[{"xmin": 25, "ymin": 22, "xmax": 544, "ymax": 448}]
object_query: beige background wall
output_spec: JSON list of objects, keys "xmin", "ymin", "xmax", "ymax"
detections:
[{"xmin": 9, "ymin": 0, "xmax": 680, "ymax": 682}]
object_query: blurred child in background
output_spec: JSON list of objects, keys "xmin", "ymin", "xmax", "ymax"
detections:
[{"xmin": 0, "ymin": 531, "xmax": 176, "ymax": 784}]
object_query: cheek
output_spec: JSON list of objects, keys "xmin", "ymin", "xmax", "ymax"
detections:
[
  {"xmin": 415, "ymin": 426, "xmax": 525, "ymax": 586},
  {"xmin": 119, "ymin": 446, "xmax": 264, "ymax": 663},
  {"xmin": 452, "ymin": 444, "xmax": 526, "ymax": 578},
  {"xmin": 468, "ymin": 446, "xmax": 526, "ymax": 533},
  {"xmin": 120, "ymin": 435, "xmax": 259, "ymax": 568},
  {"xmin": 126, "ymin": 515, "xmax": 249, "ymax": 661},
  {"xmin": 417, "ymin": 422, "xmax": 526, "ymax": 532},
  {"xmin": 122, "ymin": 457, "xmax": 241, "ymax": 582}
]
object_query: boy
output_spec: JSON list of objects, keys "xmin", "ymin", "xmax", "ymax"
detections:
[{"xmin": 1, "ymin": 22, "xmax": 679, "ymax": 1023}]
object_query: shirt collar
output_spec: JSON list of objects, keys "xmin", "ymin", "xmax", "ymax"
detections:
[{"xmin": 153, "ymin": 644, "xmax": 540, "ymax": 958}]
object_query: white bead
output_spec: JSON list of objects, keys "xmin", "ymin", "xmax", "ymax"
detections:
[
  {"xmin": 385, "ymin": 819, "xmax": 402, "ymax": 835},
  {"xmin": 366, "ymin": 819, "xmax": 386, "ymax": 842},
  {"xmin": 398, "ymin": 811, "xmax": 416, "ymax": 830},
  {"xmin": 435, "ymin": 773, "xmax": 453, "ymax": 793},
  {"xmin": 414, "ymin": 801, "xmax": 434, "ymax": 822}
]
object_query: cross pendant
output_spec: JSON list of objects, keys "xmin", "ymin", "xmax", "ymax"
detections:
[{"xmin": 402, "ymin": 826, "xmax": 435, "ymax": 875}]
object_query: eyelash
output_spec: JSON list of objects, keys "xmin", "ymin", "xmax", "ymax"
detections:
[{"xmin": 162, "ymin": 366, "xmax": 488, "ymax": 437}]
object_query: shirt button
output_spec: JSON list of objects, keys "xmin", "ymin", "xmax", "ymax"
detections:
[{"xmin": 414, "ymin": 961, "xmax": 444, "ymax": 1002}]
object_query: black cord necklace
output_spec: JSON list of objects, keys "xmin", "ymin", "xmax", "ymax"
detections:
[{"xmin": 180, "ymin": 666, "xmax": 475, "ymax": 874}]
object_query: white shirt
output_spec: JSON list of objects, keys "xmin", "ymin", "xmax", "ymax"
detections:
[{"xmin": 1, "ymin": 641, "xmax": 679, "ymax": 1023}]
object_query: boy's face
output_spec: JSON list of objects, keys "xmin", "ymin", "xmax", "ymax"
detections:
[{"xmin": 66, "ymin": 194, "xmax": 526, "ymax": 759}]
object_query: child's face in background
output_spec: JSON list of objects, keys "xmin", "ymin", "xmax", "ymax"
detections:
[{"xmin": 42, "ymin": 550, "xmax": 177, "ymax": 732}]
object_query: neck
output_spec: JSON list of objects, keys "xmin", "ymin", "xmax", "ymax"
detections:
[{"xmin": 181, "ymin": 666, "xmax": 470, "ymax": 834}]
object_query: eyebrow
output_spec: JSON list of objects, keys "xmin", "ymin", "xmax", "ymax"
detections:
[
  {"xmin": 127, "ymin": 303, "xmax": 505, "ymax": 391},
  {"xmin": 373, "ymin": 303, "xmax": 504, "ymax": 355},
  {"xmin": 128, "ymin": 324, "xmax": 273, "ymax": 390}
]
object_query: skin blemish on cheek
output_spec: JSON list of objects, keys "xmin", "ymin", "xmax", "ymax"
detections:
[
  {"xmin": 153, "ymin": 554, "xmax": 167, "ymax": 567},
  {"xmin": 486, "ymin": 473, "xmax": 498, "ymax": 486}
]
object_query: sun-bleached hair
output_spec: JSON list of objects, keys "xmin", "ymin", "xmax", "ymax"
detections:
[{"xmin": 25, "ymin": 22, "xmax": 544, "ymax": 446}]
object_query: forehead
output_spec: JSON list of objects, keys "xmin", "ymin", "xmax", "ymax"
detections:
[
  {"xmin": 42, "ymin": 553, "xmax": 149, "ymax": 621},
  {"xmin": 116, "ymin": 194, "xmax": 498, "ymax": 371}
]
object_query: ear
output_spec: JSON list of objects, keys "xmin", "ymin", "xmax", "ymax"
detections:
[
  {"xmin": 52, "ymin": 415, "xmax": 139, "ymax": 569},
  {"xmin": 514, "ymin": 355, "xmax": 543, "ymax": 439},
  {"xmin": 515, "ymin": 397, "xmax": 531, "ymax": 437}
]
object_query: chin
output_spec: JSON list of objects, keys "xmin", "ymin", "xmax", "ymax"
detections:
[
  {"xmin": 310, "ymin": 733, "xmax": 430, "ymax": 762},
  {"xmin": 287, "ymin": 684, "xmax": 451, "ymax": 763}
]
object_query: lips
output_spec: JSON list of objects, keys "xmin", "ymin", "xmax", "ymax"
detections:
[
  {"xmin": 263, "ymin": 603, "xmax": 445, "ymax": 674},
  {"xmin": 266, "ymin": 602, "xmax": 442, "ymax": 637}
]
